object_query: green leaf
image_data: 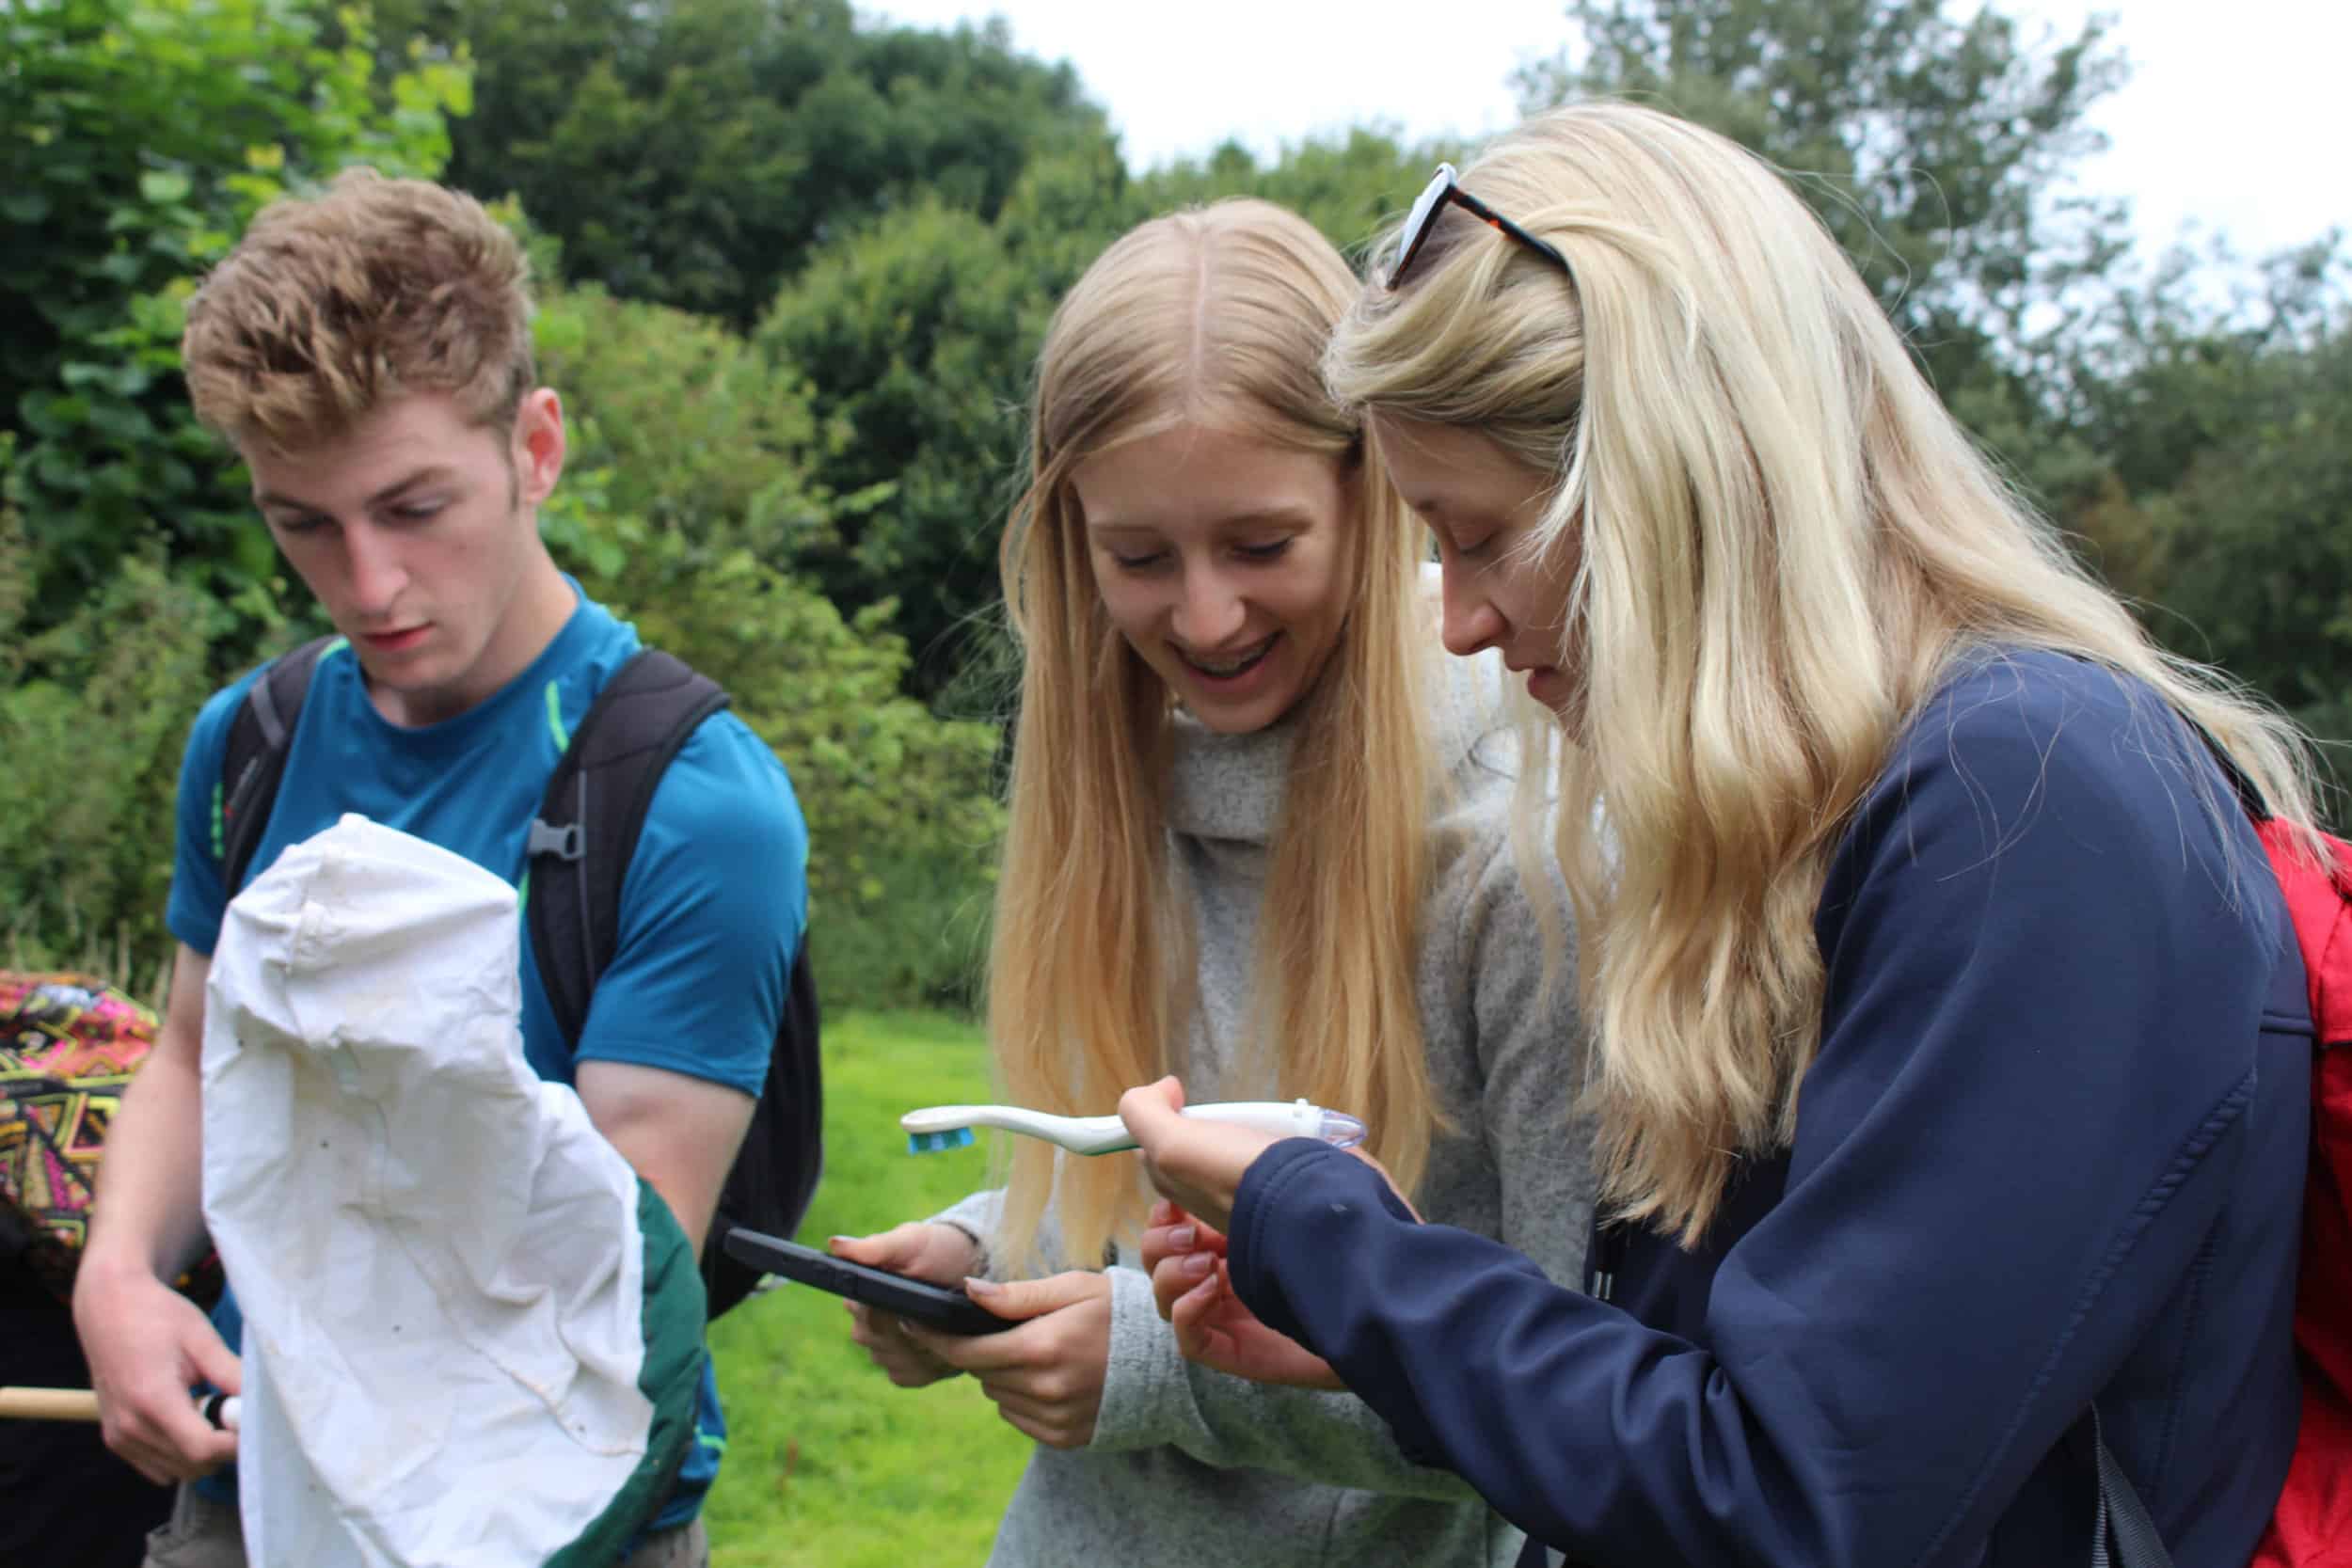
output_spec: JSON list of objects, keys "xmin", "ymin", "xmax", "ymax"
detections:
[
  {"xmin": 137, "ymin": 169, "xmax": 191, "ymax": 204},
  {"xmin": 19, "ymin": 393, "xmax": 92, "ymax": 439}
]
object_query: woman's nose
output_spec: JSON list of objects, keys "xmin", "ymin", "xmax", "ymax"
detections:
[
  {"xmin": 1172, "ymin": 566, "xmax": 1247, "ymax": 649},
  {"xmin": 1440, "ymin": 577, "xmax": 1504, "ymax": 657}
]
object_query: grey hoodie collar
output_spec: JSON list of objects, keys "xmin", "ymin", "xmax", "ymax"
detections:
[{"xmin": 1165, "ymin": 711, "xmax": 1296, "ymax": 846}]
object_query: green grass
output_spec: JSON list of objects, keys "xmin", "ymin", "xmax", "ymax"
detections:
[{"xmin": 703, "ymin": 1009, "xmax": 1029, "ymax": 1565}]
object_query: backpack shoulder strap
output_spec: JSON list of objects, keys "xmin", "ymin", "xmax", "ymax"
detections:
[
  {"xmin": 219, "ymin": 635, "xmax": 341, "ymax": 893},
  {"xmin": 2088, "ymin": 1409, "xmax": 2174, "ymax": 1568},
  {"xmin": 525, "ymin": 648, "xmax": 730, "ymax": 1046}
]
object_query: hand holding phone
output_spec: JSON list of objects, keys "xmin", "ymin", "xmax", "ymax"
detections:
[{"xmin": 721, "ymin": 1228, "xmax": 1015, "ymax": 1336}]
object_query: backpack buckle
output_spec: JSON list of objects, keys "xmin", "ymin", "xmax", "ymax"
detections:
[{"xmin": 527, "ymin": 818, "xmax": 583, "ymax": 863}]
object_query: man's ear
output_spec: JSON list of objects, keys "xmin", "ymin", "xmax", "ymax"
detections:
[{"xmin": 512, "ymin": 388, "xmax": 566, "ymax": 508}]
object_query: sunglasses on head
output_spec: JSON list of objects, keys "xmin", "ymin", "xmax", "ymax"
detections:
[{"xmin": 1389, "ymin": 163, "xmax": 1576, "ymax": 292}]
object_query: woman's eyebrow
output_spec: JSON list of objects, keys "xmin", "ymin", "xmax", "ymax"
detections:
[{"xmin": 1086, "ymin": 504, "xmax": 1318, "ymax": 534}]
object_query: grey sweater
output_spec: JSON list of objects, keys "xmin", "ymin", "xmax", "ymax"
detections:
[{"xmin": 936, "ymin": 654, "xmax": 1595, "ymax": 1567}]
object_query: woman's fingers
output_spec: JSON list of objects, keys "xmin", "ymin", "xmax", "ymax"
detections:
[
  {"xmin": 829, "ymin": 1223, "xmax": 978, "ymax": 1284},
  {"xmin": 1149, "ymin": 1244, "xmax": 1219, "ymax": 1321},
  {"xmin": 1139, "ymin": 1212, "xmax": 1226, "ymax": 1277},
  {"xmin": 1167, "ymin": 1263, "xmax": 1229, "ymax": 1359},
  {"xmin": 974, "ymin": 1372, "xmax": 1098, "ymax": 1449},
  {"xmin": 846, "ymin": 1299, "xmax": 959, "ymax": 1386},
  {"xmin": 1120, "ymin": 1078, "xmax": 1284, "ymax": 1234}
]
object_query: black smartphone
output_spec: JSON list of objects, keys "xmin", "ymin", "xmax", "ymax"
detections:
[{"xmin": 720, "ymin": 1227, "xmax": 1016, "ymax": 1336}]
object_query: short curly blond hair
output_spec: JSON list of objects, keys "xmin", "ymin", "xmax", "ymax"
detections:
[{"xmin": 183, "ymin": 167, "xmax": 535, "ymax": 452}]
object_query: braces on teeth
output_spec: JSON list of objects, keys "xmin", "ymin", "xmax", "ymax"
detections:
[{"xmin": 1187, "ymin": 638, "xmax": 1274, "ymax": 677}]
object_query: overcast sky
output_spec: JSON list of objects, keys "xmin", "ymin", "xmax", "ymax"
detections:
[{"xmin": 866, "ymin": 0, "xmax": 2348, "ymax": 267}]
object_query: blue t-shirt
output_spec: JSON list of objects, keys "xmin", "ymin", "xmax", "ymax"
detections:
[{"xmin": 167, "ymin": 587, "xmax": 808, "ymax": 1529}]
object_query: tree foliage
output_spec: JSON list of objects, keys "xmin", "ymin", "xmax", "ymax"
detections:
[
  {"xmin": 756, "ymin": 182, "xmax": 1095, "ymax": 696},
  {"xmin": 533, "ymin": 280, "xmax": 848, "ymax": 554},
  {"xmin": 7, "ymin": 0, "xmax": 2349, "ymax": 994},
  {"xmin": 368, "ymin": 0, "xmax": 1112, "ymax": 327},
  {"xmin": 1, "ymin": 0, "xmax": 469, "ymax": 649},
  {"xmin": 534, "ymin": 285, "xmax": 1002, "ymax": 1005},
  {"xmin": 1517, "ymin": 0, "xmax": 2129, "ymax": 448},
  {"xmin": 0, "ymin": 0, "xmax": 467, "ymax": 973},
  {"xmin": 762, "ymin": 128, "xmax": 1449, "ymax": 699},
  {"xmin": 1137, "ymin": 128, "xmax": 1447, "ymax": 274},
  {"xmin": 2074, "ymin": 241, "xmax": 2352, "ymax": 760},
  {"xmin": 0, "ymin": 443, "xmax": 217, "ymax": 984}
]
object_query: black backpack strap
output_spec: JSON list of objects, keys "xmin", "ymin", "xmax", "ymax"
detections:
[
  {"xmin": 703, "ymin": 933, "xmax": 823, "ymax": 1318},
  {"xmin": 525, "ymin": 648, "xmax": 729, "ymax": 1048},
  {"xmin": 219, "ymin": 636, "xmax": 340, "ymax": 893},
  {"xmin": 2181, "ymin": 714, "xmax": 2274, "ymax": 824},
  {"xmin": 2087, "ymin": 1406, "xmax": 2173, "ymax": 1568},
  {"xmin": 525, "ymin": 645, "xmax": 824, "ymax": 1319}
]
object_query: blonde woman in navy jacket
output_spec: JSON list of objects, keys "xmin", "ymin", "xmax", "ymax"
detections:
[{"xmin": 1120, "ymin": 103, "xmax": 2316, "ymax": 1568}]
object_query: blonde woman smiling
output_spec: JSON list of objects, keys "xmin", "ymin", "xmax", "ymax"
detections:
[
  {"xmin": 832, "ymin": 198, "xmax": 1591, "ymax": 1567},
  {"xmin": 1125, "ymin": 106, "xmax": 2316, "ymax": 1568}
]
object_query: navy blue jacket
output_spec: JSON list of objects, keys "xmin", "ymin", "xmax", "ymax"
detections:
[{"xmin": 1231, "ymin": 651, "xmax": 2310, "ymax": 1567}]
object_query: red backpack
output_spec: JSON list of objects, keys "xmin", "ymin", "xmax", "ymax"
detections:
[
  {"xmin": 2094, "ymin": 787, "xmax": 2352, "ymax": 1568},
  {"xmin": 2249, "ymin": 816, "xmax": 2352, "ymax": 1567}
]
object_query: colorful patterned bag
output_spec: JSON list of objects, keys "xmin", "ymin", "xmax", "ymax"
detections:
[{"xmin": 0, "ymin": 971, "xmax": 222, "ymax": 1306}]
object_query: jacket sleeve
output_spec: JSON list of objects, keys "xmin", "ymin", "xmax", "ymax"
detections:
[
  {"xmin": 1088, "ymin": 1265, "xmax": 1480, "ymax": 1495},
  {"xmin": 1227, "ymin": 669, "xmax": 2284, "ymax": 1567},
  {"xmin": 928, "ymin": 1187, "xmax": 1471, "ymax": 1492},
  {"xmin": 1088, "ymin": 817, "xmax": 1593, "ymax": 1492}
]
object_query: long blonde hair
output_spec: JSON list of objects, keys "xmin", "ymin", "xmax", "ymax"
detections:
[
  {"xmin": 1327, "ymin": 103, "xmax": 2322, "ymax": 1244},
  {"xmin": 990, "ymin": 199, "xmax": 1438, "ymax": 1271}
]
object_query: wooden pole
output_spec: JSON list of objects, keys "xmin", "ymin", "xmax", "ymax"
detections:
[
  {"xmin": 0, "ymin": 1387, "xmax": 240, "ymax": 1428},
  {"xmin": 0, "ymin": 1386, "xmax": 101, "ymax": 1421}
]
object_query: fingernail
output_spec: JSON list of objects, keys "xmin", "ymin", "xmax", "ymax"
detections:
[
  {"xmin": 962, "ymin": 1275, "xmax": 1001, "ymax": 1297},
  {"xmin": 1149, "ymin": 1199, "xmax": 1173, "ymax": 1225},
  {"xmin": 1168, "ymin": 1225, "xmax": 1196, "ymax": 1251},
  {"xmin": 1179, "ymin": 1250, "xmax": 1214, "ymax": 1278}
]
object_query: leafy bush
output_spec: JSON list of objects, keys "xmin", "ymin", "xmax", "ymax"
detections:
[
  {"xmin": 755, "ymin": 198, "xmax": 1058, "ymax": 700},
  {"xmin": 0, "ymin": 0, "xmax": 470, "ymax": 983},
  {"xmin": 764, "ymin": 132, "xmax": 1446, "ymax": 704},
  {"xmin": 2, "ymin": 0, "xmax": 469, "ymax": 661},
  {"xmin": 0, "ymin": 447, "xmax": 215, "ymax": 989},
  {"xmin": 371, "ymin": 0, "xmax": 1113, "ymax": 328},
  {"xmin": 536, "ymin": 289, "xmax": 1003, "ymax": 1009},
  {"xmin": 552, "ymin": 517, "xmax": 1004, "ymax": 1011},
  {"xmin": 532, "ymin": 283, "xmax": 863, "ymax": 555}
]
